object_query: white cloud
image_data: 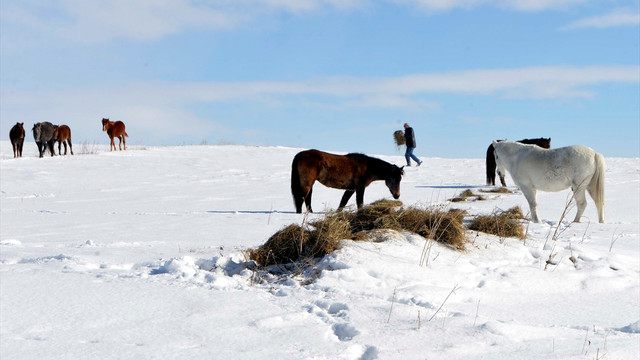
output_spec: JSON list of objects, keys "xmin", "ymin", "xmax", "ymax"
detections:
[
  {"xmin": 1, "ymin": 0, "xmax": 612, "ymax": 43},
  {"xmin": 563, "ymin": 8, "xmax": 640, "ymax": 30},
  {"xmin": 389, "ymin": 0, "xmax": 589, "ymax": 12}
]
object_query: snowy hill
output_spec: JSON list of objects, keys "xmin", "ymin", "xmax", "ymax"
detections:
[{"xmin": 1, "ymin": 142, "xmax": 638, "ymax": 359}]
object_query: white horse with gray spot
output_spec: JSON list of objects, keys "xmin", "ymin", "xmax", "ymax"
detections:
[{"xmin": 492, "ymin": 140, "xmax": 605, "ymax": 223}]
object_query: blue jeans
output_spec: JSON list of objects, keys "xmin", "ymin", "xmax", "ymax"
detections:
[{"xmin": 405, "ymin": 147, "xmax": 421, "ymax": 166}]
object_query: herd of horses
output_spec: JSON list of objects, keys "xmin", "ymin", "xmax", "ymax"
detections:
[
  {"xmin": 8, "ymin": 118, "xmax": 128, "ymax": 158},
  {"xmin": 8, "ymin": 122, "xmax": 606, "ymax": 223},
  {"xmin": 291, "ymin": 137, "xmax": 605, "ymax": 224}
]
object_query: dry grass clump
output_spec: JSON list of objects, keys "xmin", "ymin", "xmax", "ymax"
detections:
[
  {"xmin": 468, "ymin": 207, "xmax": 525, "ymax": 239},
  {"xmin": 247, "ymin": 224, "xmax": 311, "ymax": 267},
  {"xmin": 450, "ymin": 189, "xmax": 486, "ymax": 202},
  {"xmin": 249, "ymin": 200, "xmax": 470, "ymax": 266},
  {"xmin": 397, "ymin": 207, "xmax": 468, "ymax": 250},
  {"xmin": 480, "ymin": 187, "xmax": 513, "ymax": 194},
  {"xmin": 393, "ymin": 130, "xmax": 406, "ymax": 146}
]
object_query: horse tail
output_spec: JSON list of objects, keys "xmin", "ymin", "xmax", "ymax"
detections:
[
  {"xmin": 291, "ymin": 153, "xmax": 304, "ymax": 212},
  {"xmin": 588, "ymin": 152, "xmax": 606, "ymax": 223},
  {"xmin": 485, "ymin": 144, "xmax": 496, "ymax": 186},
  {"xmin": 124, "ymin": 131, "xmax": 129, "ymax": 138}
]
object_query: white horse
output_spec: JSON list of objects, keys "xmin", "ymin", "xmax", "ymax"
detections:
[{"xmin": 492, "ymin": 140, "xmax": 605, "ymax": 223}]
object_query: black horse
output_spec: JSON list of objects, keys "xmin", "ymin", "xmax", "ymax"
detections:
[
  {"xmin": 32, "ymin": 122, "xmax": 57, "ymax": 158},
  {"xmin": 291, "ymin": 149, "xmax": 404, "ymax": 213},
  {"xmin": 9, "ymin": 122, "xmax": 25, "ymax": 158},
  {"xmin": 486, "ymin": 138, "xmax": 551, "ymax": 186}
]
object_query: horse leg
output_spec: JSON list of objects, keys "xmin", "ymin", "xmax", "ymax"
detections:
[
  {"xmin": 338, "ymin": 190, "xmax": 355, "ymax": 211},
  {"xmin": 48, "ymin": 141, "xmax": 55, "ymax": 156},
  {"xmin": 68, "ymin": 139, "xmax": 74, "ymax": 155},
  {"xmin": 355, "ymin": 188, "xmax": 365, "ymax": 209},
  {"xmin": 58, "ymin": 141, "xmax": 62, "ymax": 155},
  {"xmin": 499, "ymin": 175, "xmax": 507, "ymax": 187},
  {"xmin": 520, "ymin": 185, "xmax": 540, "ymax": 222},
  {"xmin": 304, "ymin": 187, "xmax": 314, "ymax": 213},
  {"xmin": 110, "ymin": 136, "xmax": 115, "ymax": 151},
  {"xmin": 572, "ymin": 186, "xmax": 588, "ymax": 223}
]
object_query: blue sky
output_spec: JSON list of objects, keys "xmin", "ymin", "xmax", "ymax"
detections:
[{"xmin": 1, "ymin": 0, "xmax": 639, "ymax": 158}]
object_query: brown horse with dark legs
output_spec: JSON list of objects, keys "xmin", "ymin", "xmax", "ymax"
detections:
[
  {"xmin": 101, "ymin": 118, "xmax": 128, "ymax": 151},
  {"xmin": 291, "ymin": 149, "xmax": 404, "ymax": 213},
  {"xmin": 9, "ymin": 122, "xmax": 25, "ymax": 158},
  {"xmin": 486, "ymin": 138, "xmax": 551, "ymax": 186},
  {"xmin": 53, "ymin": 125, "xmax": 74, "ymax": 155}
]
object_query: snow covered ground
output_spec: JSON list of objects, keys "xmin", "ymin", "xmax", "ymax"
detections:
[{"xmin": 1, "ymin": 141, "xmax": 638, "ymax": 359}]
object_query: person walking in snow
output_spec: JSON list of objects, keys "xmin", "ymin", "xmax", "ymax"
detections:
[{"xmin": 403, "ymin": 123, "xmax": 422, "ymax": 166}]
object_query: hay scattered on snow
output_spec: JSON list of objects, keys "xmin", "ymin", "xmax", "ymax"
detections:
[
  {"xmin": 480, "ymin": 187, "xmax": 513, "ymax": 194},
  {"xmin": 249, "ymin": 200, "xmax": 469, "ymax": 266},
  {"xmin": 450, "ymin": 189, "xmax": 486, "ymax": 202},
  {"xmin": 468, "ymin": 206, "xmax": 525, "ymax": 239}
]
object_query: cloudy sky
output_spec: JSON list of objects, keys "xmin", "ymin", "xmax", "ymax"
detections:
[{"xmin": 1, "ymin": 0, "xmax": 638, "ymax": 157}]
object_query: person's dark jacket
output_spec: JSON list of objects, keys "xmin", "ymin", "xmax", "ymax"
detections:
[{"xmin": 404, "ymin": 127, "xmax": 416, "ymax": 148}]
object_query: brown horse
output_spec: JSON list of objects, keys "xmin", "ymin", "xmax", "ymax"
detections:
[
  {"xmin": 53, "ymin": 124, "xmax": 74, "ymax": 155},
  {"xmin": 101, "ymin": 118, "xmax": 128, "ymax": 151},
  {"xmin": 291, "ymin": 149, "xmax": 404, "ymax": 213},
  {"xmin": 486, "ymin": 138, "xmax": 551, "ymax": 186},
  {"xmin": 9, "ymin": 122, "xmax": 25, "ymax": 158}
]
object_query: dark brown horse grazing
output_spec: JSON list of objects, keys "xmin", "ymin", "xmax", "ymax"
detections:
[
  {"xmin": 486, "ymin": 138, "xmax": 551, "ymax": 186},
  {"xmin": 53, "ymin": 124, "xmax": 74, "ymax": 155},
  {"xmin": 9, "ymin": 122, "xmax": 25, "ymax": 158},
  {"xmin": 101, "ymin": 118, "xmax": 128, "ymax": 151},
  {"xmin": 291, "ymin": 149, "xmax": 404, "ymax": 213}
]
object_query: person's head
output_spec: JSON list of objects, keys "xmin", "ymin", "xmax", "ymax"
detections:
[{"xmin": 404, "ymin": 123, "xmax": 409, "ymax": 129}]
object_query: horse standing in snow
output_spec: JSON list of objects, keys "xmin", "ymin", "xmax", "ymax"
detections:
[
  {"xmin": 9, "ymin": 122, "xmax": 25, "ymax": 158},
  {"xmin": 101, "ymin": 118, "xmax": 128, "ymax": 151},
  {"xmin": 32, "ymin": 122, "xmax": 57, "ymax": 158},
  {"xmin": 486, "ymin": 138, "xmax": 551, "ymax": 186},
  {"xmin": 291, "ymin": 149, "xmax": 404, "ymax": 213},
  {"xmin": 53, "ymin": 124, "xmax": 74, "ymax": 155},
  {"xmin": 492, "ymin": 140, "xmax": 605, "ymax": 223}
]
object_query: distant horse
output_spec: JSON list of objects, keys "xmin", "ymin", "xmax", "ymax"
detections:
[
  {"xmin": 492, "ymin": 140, "xmax": 605, "ymax": 223},
  {"xmin": 53, "ymin": 124, "xmax": 74, "ymax": 155},
  {"xmin": 291, "ymin": 149, "xmax": 404, "ymax": 213},
  {"xmin": 9, "ymin": 122, "xmax": 25, "ymax": 158},
  {"xmin": 32, "ymin": 122, "xmax": 57, "ymax": 158},
  {"xmin": 101, "ymin": 118, "xmax": 128, "ymax": 151},
  {"xmin": 486, "ymin": 138, "xmax": 550, "ymax": 186}
]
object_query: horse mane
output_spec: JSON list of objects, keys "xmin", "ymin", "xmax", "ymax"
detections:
[{"xmin": 346, "ymin": 153, "xmax": 395, "ymax": 170}]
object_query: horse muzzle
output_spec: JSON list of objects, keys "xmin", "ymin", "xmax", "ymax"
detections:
[{"xmin": 392, "ymin": 192, "xmax": 400, "ymax": 199}]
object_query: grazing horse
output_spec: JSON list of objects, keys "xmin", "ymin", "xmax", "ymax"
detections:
[
  {"xmin": 32, "ymin": 122, "xmax": 57, "ymax": 158},
  {"xmin": 101, "ymin": 118, "xmax": 128, "ymax": 151},
  {"xmin": 53, "ymin": 124, "xmax": 74, "ymax": 155},
  {"xmin": 486, "ymin": 138, "xmax": 550, "ymax": 186},
  {"xmin": 291, "ymin": 149, "xmax": 404, "ymax": 213},
  {"xmin": 492, "ymin": 140, "xmax": 605, "ymax": 223},
  {"xmin": 9, "ymin": 122, "xmax": 25, "ymax": 158}
]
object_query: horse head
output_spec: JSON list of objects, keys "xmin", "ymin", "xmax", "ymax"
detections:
[
  {"xmin": 101, "ymin": 118, "xmax": 110, "ymax": 131},
  {"xmin": 385, "ymin": 165, "xmax": 404, "ymax": 199},
  {"xmin": 32, "ymin": 123, "xmax": 42, "ymax": 141}
]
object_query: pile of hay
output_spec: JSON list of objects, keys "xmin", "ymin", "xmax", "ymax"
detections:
[
  {"xmin": 480, "ymin": 187, "xmax": 513, "ymax": 194},
  {"xmin": 393, "ymin": 130, "xmax": 405, "ymax": 146},
  {"xmin": 468, "ymin": 206, "xmax": 526, "ymax": 239},
  {"xmin": 450, "ymin": 189, "xmax": 486, "ymax": 202},
  {"xmin": 249, "ymin": 200, "xmax": 469, "ymax": 266}
]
